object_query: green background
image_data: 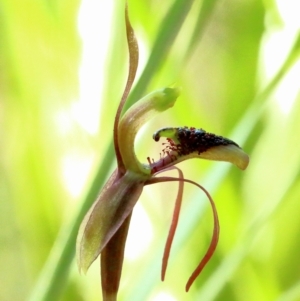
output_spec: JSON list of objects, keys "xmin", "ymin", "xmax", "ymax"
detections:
[{"xmin": 1, "ymin": 0, "xmax": 300, "ymax": 300}]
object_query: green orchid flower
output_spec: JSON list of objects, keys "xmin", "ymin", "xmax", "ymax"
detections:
[{"xmin": 76, "ymin": 4, "xmax": 249, "ymax": 301}]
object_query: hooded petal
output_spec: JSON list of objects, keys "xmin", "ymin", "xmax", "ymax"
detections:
[{"xmin": 118, "ymin": 87, "xmax": 181, "ymax": 175}]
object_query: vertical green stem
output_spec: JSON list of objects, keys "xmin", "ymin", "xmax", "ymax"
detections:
[{"xmin": 28, "ymin": 143, "xmax": 114, "ymax": 301}]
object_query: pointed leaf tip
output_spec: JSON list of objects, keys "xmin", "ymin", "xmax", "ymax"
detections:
[{"xmin": 76, "ymin": 200, "xmax": 100, "ymax": 275}]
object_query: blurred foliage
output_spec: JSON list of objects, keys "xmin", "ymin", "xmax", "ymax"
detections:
[{"xmin": 1, "ymin": 0, "xmax": 300, "ymax": 301}]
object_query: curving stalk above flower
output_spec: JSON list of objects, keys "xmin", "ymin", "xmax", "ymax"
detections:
[{"xmin": 76, "ymin": 4, "xmax": 249, "ymax": 301}]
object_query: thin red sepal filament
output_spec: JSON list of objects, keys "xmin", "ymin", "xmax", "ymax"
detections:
[
  {"xmin": 145, "ymin": 175, "xmax": 220, "ymax": 292},
  {"xmin": 152, "ymin": 167, "xmax": 184, "ymax": 282}
]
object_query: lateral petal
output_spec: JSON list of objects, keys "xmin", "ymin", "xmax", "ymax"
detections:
[{"xmin": 76, "ymin": 170, "xmax": 145, "ymax": 274}]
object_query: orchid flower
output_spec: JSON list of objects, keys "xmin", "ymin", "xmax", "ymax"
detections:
[{"xmin": 76, "ymin": 4, "xmax": 249, "ymax": 301}]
